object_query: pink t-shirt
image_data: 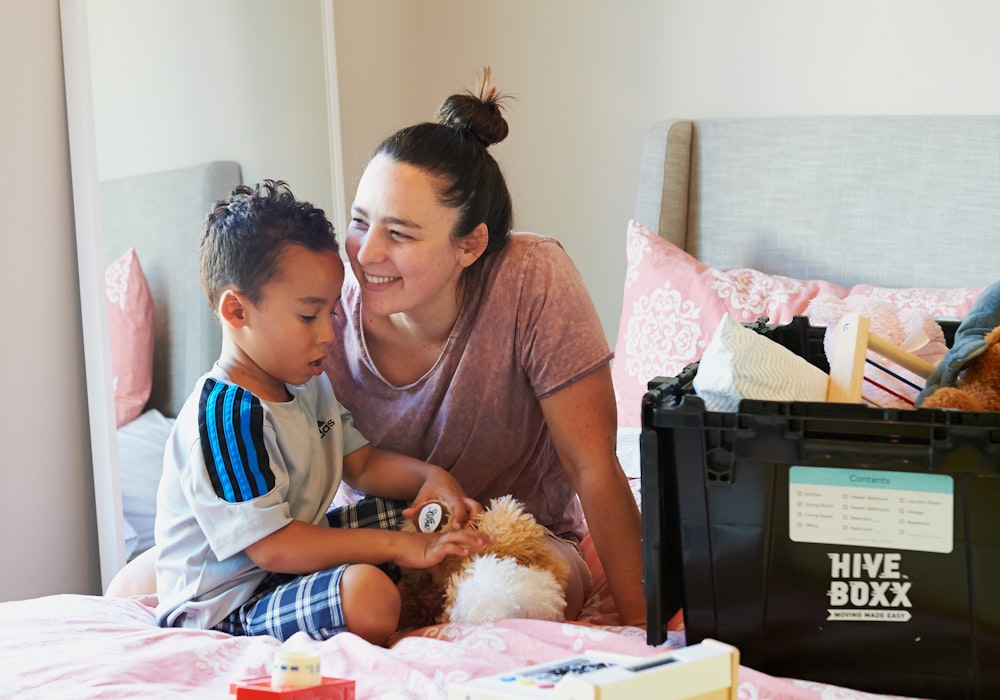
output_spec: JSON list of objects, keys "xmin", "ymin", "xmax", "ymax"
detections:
[{"xmin": 327, "ymin": 233, "xmax": 612, "ymax": 540}]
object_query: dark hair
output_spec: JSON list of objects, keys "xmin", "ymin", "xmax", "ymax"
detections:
[
  {"xmin": 200, "ymin": 180, "xmax": 338, "ymax": 310},
  {"xmin": 372, "ymin": 68, "xmax": 513, "ymax": 266}
]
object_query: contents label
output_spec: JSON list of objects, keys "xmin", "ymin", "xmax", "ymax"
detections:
[{"xmin": 789, "ymin": 466, "xmax": 953, "ymax": 553}]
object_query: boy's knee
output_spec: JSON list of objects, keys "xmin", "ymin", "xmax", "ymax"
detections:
[{"xmin": 340, "ymin": 564, "xmax": 400, "ymax": 646}]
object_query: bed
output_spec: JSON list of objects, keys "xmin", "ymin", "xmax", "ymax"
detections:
[{"xmin": 3, "ymin": 117, "xmax": 998, "ymax": 698}]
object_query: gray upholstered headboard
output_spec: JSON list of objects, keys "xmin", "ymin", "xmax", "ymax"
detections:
[
  {"xmin": 101, "ymin": 161, "xmax": 242, "ymax": 418},
  {"xmin": 635, "ymin": 117, "xmax": 1000, "ymax": 290}
]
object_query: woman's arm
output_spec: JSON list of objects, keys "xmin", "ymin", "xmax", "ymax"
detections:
[{"xmin": 539, "ymin": 364, "xmax": 646, "ymax": 627}]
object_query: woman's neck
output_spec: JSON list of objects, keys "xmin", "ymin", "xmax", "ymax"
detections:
[
  {"xmin": 360, "ymin": 284, "xmax": 466, "ymax": 386},
  {"xmin": 373, "ymin": 278, "xmax": 466, "ymax": 346}
]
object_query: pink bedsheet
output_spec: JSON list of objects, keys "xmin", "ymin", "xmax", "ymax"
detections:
[{"xmin": 0, "ymin": 592, "xmax": 920, "ymax": 699}]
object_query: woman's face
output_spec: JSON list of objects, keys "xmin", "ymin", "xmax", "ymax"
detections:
[{"xmin": 346, "ymin": 154, "xmax": 479, "ymax": 321}]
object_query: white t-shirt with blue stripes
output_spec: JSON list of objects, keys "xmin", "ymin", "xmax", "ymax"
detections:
[{"xmin": 154, "ymin": 364, "xmax": 368, "ymax": 629}]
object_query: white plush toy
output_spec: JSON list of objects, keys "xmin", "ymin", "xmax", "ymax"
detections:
[{"xmin": 396, "ymin": 495, "xmax": 569, "ymax": 629}]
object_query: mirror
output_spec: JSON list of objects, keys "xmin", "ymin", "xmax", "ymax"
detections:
[{"xmin": 61, "ymin": 0, "xmax": 344, "ymax": 590}]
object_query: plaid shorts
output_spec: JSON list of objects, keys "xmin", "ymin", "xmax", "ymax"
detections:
[{"xmin": 212, "ymin": 496, "xmax": 407, "ymax": 641}]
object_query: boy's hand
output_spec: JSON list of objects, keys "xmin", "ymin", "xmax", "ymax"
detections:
[{"xmin": 394, "ymin": 529, "xmax": 489, "ymax": 569}]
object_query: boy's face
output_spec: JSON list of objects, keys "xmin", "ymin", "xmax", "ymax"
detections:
[{"xmin": 238, "ymin": 243, "xmax": 345, "ymax": 391}]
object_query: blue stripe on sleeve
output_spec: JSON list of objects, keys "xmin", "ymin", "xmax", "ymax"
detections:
[
  {"xmin": 222, "ymin": 385, "xmax": 254, "ymax": 501},
  {"xmin": 238, "ymin": 388, "xmax": 270, "ymax": 496},
  {"xmin": 202, "ymin": 380, "xmax": 235, "ymax": 502},
  {"xmin": 199, "ymin": 378, "xmax": 274, "ymax": 503}
]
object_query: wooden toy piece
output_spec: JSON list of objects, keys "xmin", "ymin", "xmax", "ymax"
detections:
[
  {"xmin": 231, "ymin": 648, "xmax": 354, "ymax": 699},
  {"xmin": 827, "ymin": 312, "xmax": 934, "ymax": 404},
  {"xmin": 271, "ymin": 649, "xmax": 321, "ymax": 688},
  {"xmin": 229, "ymin": 676, "xmax": 355, "ymax": 699}
]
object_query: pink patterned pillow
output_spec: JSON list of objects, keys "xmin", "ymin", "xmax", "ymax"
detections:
[
  {"xmin": 106, "ymin": 247, "xmax": 154, "ymax": 427},
  {"xmin": 844, "ymin": 284, "xmax": 982, "ymax": 319},
  {"xmin": 612, "ymin": 220, "xmax": 847, "ymax": 427}
]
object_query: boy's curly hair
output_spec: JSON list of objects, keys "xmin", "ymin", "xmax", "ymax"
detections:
[{"xmin": 199, "ymin": 180, "xmax": 338, "ymax": 310}]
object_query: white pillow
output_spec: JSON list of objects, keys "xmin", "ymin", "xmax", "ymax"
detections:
[
  {"xmin": 117, "ymin": 408, "xmax": 174, "ymax": 558},
  {"xmin": 123, "ymin": 517, "xmax": 140, "ymax": 560},
  {"xmin": 693, "ymin": 313, "xmax": 829, "ymax": 412},
  {"xmin": 615, "ymin": 427, "xmax": 641, "ymax": 479}
]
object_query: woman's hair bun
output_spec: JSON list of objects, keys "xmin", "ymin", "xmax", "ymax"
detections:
[{"xmin": 436, "ymin": 67, "xmax": 510, "ymax": 147}]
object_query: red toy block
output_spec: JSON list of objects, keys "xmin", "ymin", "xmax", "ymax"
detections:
[{"xmin": 230, "ymin": 676, "xmax": 355, "ymax": 699}]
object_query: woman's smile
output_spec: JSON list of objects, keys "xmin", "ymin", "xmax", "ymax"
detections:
[{"xmin": 363, "ymin": 272, "xmax": 401, "ymax": 286}]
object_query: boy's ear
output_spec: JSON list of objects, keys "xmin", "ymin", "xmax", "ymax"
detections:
[
  {"xmin": 458, "ymin": 223, "xmax": 489, "ymax": 268},
  {"xmin": 218, "ymin": 289, "xmax": 249, "ymax": 328}
]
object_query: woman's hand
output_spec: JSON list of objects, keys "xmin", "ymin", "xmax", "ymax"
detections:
[
  {"xmin": 345, "ymin": 446, "xmax": 483, "ymax": 528},
  {"xmin": 404, "ymin": 468, "xmax": 483, "ymax": 530}
]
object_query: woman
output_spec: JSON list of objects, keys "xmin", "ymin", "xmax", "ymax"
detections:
[{"xmin": 327, "ymin": 70, "xmax": 644, "ymax": 625}]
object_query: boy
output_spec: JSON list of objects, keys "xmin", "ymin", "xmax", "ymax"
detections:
[{"xmin": 153, "ymin": 181, "xmax": 485, "ymax": 645}]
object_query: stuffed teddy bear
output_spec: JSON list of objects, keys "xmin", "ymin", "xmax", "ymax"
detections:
[
  {"xmin": 920, "ymin": 326, "xmax": 1000, "ymax": 410},
  {"xmin": 807, "ymin": 293, "xmax": 948, "ymax": 408},
  {"xmin": 917, "ymin": 280, "xmax": 1000, "ymax": 411},
  {"xmin": 396, "ymin": 495, "xmax": 570, "ymax": 629}
]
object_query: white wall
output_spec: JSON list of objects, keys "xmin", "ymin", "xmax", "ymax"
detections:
[
  {"xmin": 6, "ymin": 0, "xmax": 1000, "ymax": 599},
  {"xmin": 0, "ymin": 1, "xmax": 100, "ymax": 600},
  {"xmin": 331, "ymin": 0, "xmax": 425, "ymax": 219}
]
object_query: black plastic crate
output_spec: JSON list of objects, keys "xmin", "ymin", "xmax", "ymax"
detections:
[{"xmin": 641, "ymin": 317, "xmax": 999, "ymax": 699}]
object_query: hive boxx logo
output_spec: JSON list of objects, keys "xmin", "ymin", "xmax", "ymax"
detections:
[{"xmin": 826, "ymin": 552, "xmax": 912, "ymax": 622}]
